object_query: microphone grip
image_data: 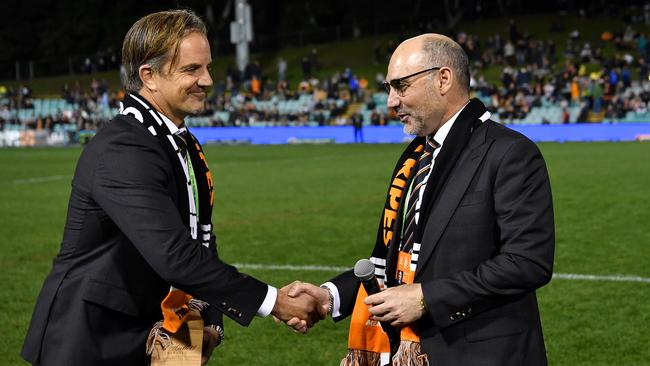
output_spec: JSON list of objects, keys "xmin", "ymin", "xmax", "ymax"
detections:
[
  {"xmin": 361, "ymin": 277, "xmax": 382, "ymax": 296},
  {"xmin": 361, "ymin": 277, "xmax": 397, "ymax": 337}
]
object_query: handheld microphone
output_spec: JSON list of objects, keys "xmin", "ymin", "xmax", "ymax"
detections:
[
  {"xmin": 354, "ymin": 259, "xmax": 382, "ymax": 296},
  {"xmin": 354, "ymin": 259, "xmax": 396, "ymax": 338}
]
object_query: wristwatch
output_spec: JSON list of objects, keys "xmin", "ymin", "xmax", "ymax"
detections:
[
  {"xmin": 320, "ymin": 285, "xmax": 334, "ymax": 316},
  {"xmin": 208, "ymin": 324, "xmax": 224, "ymax": 346}
]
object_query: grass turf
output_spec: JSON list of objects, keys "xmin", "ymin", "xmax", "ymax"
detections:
[{"xmin": 0, "ymin": 141, "xmax": 648, "ymax": 365}]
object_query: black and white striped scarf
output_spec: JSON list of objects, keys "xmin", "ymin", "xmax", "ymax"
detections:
[
  {"xmin": 119, "ymin": 92, "xmax": 214, "ymax": 246},
  {"xmin": 118, "ymin": 92, "xmax": 216, "ymax": 350}
]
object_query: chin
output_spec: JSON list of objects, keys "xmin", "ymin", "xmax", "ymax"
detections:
[
  {"xmin": 403, "ymin": 125, "xmax": 420, "ymax": 136},
  {"xmin": 184, "ymin": 103, "xmax": 205, "ymax": 116},
  {"xmin": 403, "ymin": 118, "xmax": 427, "ymax": 136}
]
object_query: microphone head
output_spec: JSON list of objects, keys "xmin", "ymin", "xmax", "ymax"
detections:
[{"xmin": 354, "ymin": 259, "xmax": 375, "ymax": 281}]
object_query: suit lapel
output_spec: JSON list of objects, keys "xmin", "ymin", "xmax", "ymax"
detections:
[{"xmin": 414, "ymin": 123, "xmax": 493, "ymax": 280}]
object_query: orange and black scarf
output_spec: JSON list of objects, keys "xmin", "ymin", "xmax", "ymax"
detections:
[
  {"xmin": 341, "ymin": 137, "xmax": 427, "ymax": 366},
  {"xmin": 118, "ymin": 93, "xmax": 215, "ymax": 352}
]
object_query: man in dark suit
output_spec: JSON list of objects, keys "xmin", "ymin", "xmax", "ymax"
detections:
[
  {"xmin": 287, "ymin": 33, "xmax": 554, "ymax": 365},
  {"xmin": 22, "ymin": 10, "xmax": 320, "ymax": 366}
]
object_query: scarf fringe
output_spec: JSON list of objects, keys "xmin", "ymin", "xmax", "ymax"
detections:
[
  {"xmin": 187, "ymin": 298, "xmax": 209, "ymax": 312},
  {"xmin": 340, "ymin": 349, "xmax": 382, "ymax": 366},
  {"xmin": 392, "ymin": 341, "xmax": 429, "ymax": 366},
  {"xmin": 146, "ymin": 321, "xmax": 171, "ymax": 356}
]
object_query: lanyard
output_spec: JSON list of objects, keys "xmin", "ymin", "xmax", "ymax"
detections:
[
  {"xmin": 185, "ymin": 153, "xmax": 199, "ymax": 217},
  {"xmin": 401, "ymin": 176, "xmax": 416, "ymax": 238}
]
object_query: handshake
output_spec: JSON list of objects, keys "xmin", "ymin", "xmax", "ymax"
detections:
[{"xmin": 270, "ymin": 281, "xmax": 331, "ymax": 333}]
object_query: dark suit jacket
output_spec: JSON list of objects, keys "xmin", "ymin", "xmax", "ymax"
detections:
[
  {"xmin": 331, "ymin": 104, "xmax": 555, "ymax": 366},
  {"xmin": 22, "ymin": 114, "xmax": 269, "ymax": 365}
]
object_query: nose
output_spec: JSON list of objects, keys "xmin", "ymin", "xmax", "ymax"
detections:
[
  {"xmin": 198, "ymin": 67, "xmax": 213, "ymax": 88},
  {"xmin": 387, "ymin": 88, "xmax": 400, "ymax": 110}
]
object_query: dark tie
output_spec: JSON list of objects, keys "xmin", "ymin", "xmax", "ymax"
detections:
[
  {"xmin": 400, "ymin": 138, "xmax": 439, "ymax": 252},
  {"xmin": 174, "ymin": 130, "xmax": 189, "ymax": 158}
]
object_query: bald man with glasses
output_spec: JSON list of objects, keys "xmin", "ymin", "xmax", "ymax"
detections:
[{"xmin": 287, "ymin": 33, "xmax": 554, "ymax": 366}]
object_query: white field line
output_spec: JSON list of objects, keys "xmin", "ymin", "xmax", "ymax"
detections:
[
  {"xmin": 234, "ymin": 263, "xmax": 650, "ymax": 284},
  {"xmin": 552, "ymin": 273, "xmax": 650, "ymax": 283},
  {"xmin": 235, "ymin": 263, "xmax": 349, "ymax": 272},
  {"xmin": 11, "ymin": 175, "xmax": 67, "ymax": 185}
]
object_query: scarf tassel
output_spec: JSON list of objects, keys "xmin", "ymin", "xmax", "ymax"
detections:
[
  {"xmin": 340, "ymin": 349, "xmax": 382, "ymax": 366},
  {"xmin": 392, "ymin": 341, "xmax": 429, "ymax": 366},
  {"xmin": 187, "ymin": 298, "xmax": 209, "ymax": 312},
  {"xmin": 145, "ymin": 321, "xmax": 171, "ymax": 356}
]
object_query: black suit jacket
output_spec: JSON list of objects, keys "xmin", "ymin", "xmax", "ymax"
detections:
[
  {"xmin": 22, "ymin": 115, "xmax": 268, "ymax": 365},
  {"xmin": 331, "ymin": 103, "xmax": 554, "ymax": 366}
]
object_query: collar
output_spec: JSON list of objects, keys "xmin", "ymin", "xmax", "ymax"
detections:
[
  {"xmin": 158, "ymin": 111, "xmax": 187, "ymax": 136},
  {"xmin": 430, "ymin": 100, "xmax": 470, "ymax": 146}
]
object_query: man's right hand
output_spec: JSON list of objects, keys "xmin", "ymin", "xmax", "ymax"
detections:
[
  {"xmin": 285, "ymin": 281, "xmax": 330, "ymax": 314},
  {"xmin": 271, "ymin": 286, "xmax": 325, "ymax": 333},
  {"xmin": 273, "ymin": 281, "xmax": 331, "ymax": 332}
]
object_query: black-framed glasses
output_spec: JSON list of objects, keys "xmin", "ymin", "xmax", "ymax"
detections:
[{"xmin": 382, "ymin": 67, "xmax": 441, "ymax": 96}]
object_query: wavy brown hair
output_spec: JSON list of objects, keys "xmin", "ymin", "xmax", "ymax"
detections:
[{"xmin": 121, "ymin": 9, "xmax": 207, "ymax": 92}]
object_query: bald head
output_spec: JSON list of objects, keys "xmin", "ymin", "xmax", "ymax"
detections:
[{"xmin": 391, "ymin": 34, "xmax": 470, "ymax": 94}]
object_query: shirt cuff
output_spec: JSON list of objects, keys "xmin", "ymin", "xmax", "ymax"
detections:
[
  {"xmin": 321, "ymin": 282, "xmax": 341, "ymax": 318},
  {"xmin": 256, "ymin": 285, "xmax": 277, "ymax": 317}
]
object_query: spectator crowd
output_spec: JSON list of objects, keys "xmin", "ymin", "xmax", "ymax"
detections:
[{"xmin": 5, "ymin": 16, "xmax": 650, "ymax": 135}]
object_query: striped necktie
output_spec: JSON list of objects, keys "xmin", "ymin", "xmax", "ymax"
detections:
[
  {"xmin": 400, "ymin": 137, "xmax": 439, "ymax": 252},
  {"xmin": 174, "ymin": 130, "xmax": 189, "ymax": 158}
]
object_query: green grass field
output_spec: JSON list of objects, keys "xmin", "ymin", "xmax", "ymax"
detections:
[{"xmin": 1, "ymin": 142, "xmax": 649, "ymax": 365}]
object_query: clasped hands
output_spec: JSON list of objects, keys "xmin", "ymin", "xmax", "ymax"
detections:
[
  {"xmin": 271, "ymin": 282, "xmax": 329, "ymax": 333},
  {"xmin": 272, "ymin": 281, "xmax": 426, "ymax": 333}
]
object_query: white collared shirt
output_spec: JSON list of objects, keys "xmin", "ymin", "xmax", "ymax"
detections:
[
  {"xmin": 411, "ymin": 101, "xmax": 469, "ymax": 225},
  {"xmin": 157, "ymin": 113, "xmax": 188, "ymax": 138}
]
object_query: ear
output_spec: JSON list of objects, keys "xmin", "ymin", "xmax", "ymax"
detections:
[
  {"xmin": 437, "ymin": 67, "xmax": 453, "ymax": 95},
  {"xmin": 139, "ymin": 64, "xmax": 157, "ymax": 92}
]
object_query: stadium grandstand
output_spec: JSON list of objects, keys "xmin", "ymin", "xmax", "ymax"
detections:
[{"xmin": 3, "ymin": 2, "xmax": 650, "ymax": 146}]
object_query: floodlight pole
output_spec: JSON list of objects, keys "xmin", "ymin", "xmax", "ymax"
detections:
[{"xmin": 230, "ymin": 0, "xmax": 253, "ymax": 73}]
